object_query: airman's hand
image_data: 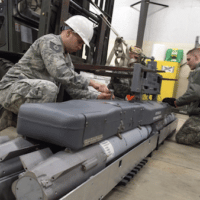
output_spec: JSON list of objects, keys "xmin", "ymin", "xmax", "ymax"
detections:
[
  {"xmin": 97, "ymin": 92, "xmax": 115, "ymax": 100},
  {"xmin": 162, "ymin": 98, "xmax": 176, "ymax": 107},
  {"xmin": 96, "ymin": 84, "xmax": 110, "ymax": 93},
  {"xmin": 89, "ymin": 80, "xmax": 110, "ymax": 93}
]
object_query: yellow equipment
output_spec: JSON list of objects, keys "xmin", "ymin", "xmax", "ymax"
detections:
[
  {"xmin": 142, "ymin": 60, "xmax": 180, "ymax": 101},
  {"xmin": 156, "ymin": 61, "xmax": 180, "ymax": 101}
]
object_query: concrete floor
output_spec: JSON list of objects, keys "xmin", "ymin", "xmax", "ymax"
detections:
[
  {"xmin": 1, "ymin": 113, "xmax": 200, "ymax": 200},
  {"xmin": 104, "ymin": 113, "xmax": 200, "ymax": 200}
]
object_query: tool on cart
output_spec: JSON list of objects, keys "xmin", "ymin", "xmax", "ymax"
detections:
[{"xmin": 109, "ymin": 89, "xmax": 114, "ymax": 100}]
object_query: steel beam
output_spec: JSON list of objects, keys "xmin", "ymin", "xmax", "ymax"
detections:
[
  {"xmin": 93, "ymin": 17, "xmax": 107, "ymax": 65},
  {"xmin": 132, "ymin": 0, "xmax": 168, "ymax": 48},
  {"xmin": 60, "ymin": 0, "xmax": 71, "ymax": 28},
  {"xmin": 136, "ymin": 0, "xmax": 149, "ymax": 48}
]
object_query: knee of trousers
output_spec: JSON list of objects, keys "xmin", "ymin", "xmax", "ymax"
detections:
[
  {"xmin": 43, "ymin": 82, "xmax": 59, "ymax": 95},
  {"xmin": 175, "ymin": 132, "xmax": 182, "ymax": 143},
  {"xmin": 175, "ymin": 130, "xmax": 196, "ymax": 145},
  {"xmin": 40, "ymin": 81, "xmax": 59, "ymax": 101}
]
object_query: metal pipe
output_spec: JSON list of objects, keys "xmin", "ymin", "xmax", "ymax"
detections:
[
  {"xmin": 149, "ymin": 1, "xmax": 168, "ymax": 7},
  {"xmin": 130, "ymin": 1, "xmax": 142, "ymax": 7},
  {"xmin": 14, "ymin": 0, "xmax": 39, "ymax": 26},
  {"xmin": 70, "ymin": 0, "xmax": 99, "ymax": 22}
]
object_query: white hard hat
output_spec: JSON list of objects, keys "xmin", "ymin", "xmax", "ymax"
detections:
[{"xmin": 64, "ymin": 15, "xmax": 94, "ymax": 47}]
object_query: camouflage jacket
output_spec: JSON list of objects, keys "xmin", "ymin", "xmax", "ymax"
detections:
[
  {"xmin": 176, "ymin": 63, "xmax": 200, "ymax": 115},
  {"xmin": 0, "ymin": 34, "xmax": 98, "ymax": 99},
  {"xmin": 107, "ymin": 71, "xmax": 132, "ymax": 99}
]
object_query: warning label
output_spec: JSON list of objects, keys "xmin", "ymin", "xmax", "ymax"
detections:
[{"xmin": 99, "ymin": 140, "xmax": 115, "ymax": 162}]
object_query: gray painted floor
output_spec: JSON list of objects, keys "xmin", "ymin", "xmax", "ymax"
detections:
[{"xmin": 1, "ymin": 113, "xmax": 200, "ymax": 200}]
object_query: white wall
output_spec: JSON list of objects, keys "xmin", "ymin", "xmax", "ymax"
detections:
[
  {"xmin": 144, "ymin": 0, "xmax": 200, "ymax": 44},
  {"xmin": 108, "ymin": 0, "xmax": 200, "ymax": 98},
  {"xmin": 109, "ymin": 0, "xmax": 140, "ymax": 40}
]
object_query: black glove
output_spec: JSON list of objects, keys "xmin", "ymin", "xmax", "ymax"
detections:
[{"xmin": 162, "ymin": 98, "xmax": 176, "ymax": 107}]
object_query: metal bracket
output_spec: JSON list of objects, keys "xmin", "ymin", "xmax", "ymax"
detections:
[{"xmin": 130, "ymin": 1, "xmax": 168, "ymax": 8}]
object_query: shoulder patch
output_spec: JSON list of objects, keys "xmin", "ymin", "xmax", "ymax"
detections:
[{"xmin": 50, "ymin": 41, "xmax": 62, "ymax": 53}]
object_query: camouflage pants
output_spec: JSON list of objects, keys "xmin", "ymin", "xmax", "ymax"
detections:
[
  {"xmin": 0, "ymin": 79, "xmax": 59, "ymax": 114},
  {"xmin": 176, "ymin": 115, "xmax": 200, "ymax": 145}
]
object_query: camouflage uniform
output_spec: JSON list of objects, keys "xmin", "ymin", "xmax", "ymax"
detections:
[
  {"xmin": 107, "ymin": 45, "xmax": 144, "ymax": 100},
  {"xmin": 176, "ymin": 116, "xmax": 200, "ymax": 145},
  {"xmin": 176, "ymin": 63, "xmax": 200, "ymax": 144},
  {"xmin": 107, "ymin": 71, "xmax": 132, "ymax": 99},
  {"xmin": 0, "ymin": 34, "xmax": 98, "ymax": 114}
]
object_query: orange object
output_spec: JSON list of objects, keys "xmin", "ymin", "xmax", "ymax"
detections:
[{"xmin": 126, "ymin": 95, "xmax": 135, "ymax": 101}]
